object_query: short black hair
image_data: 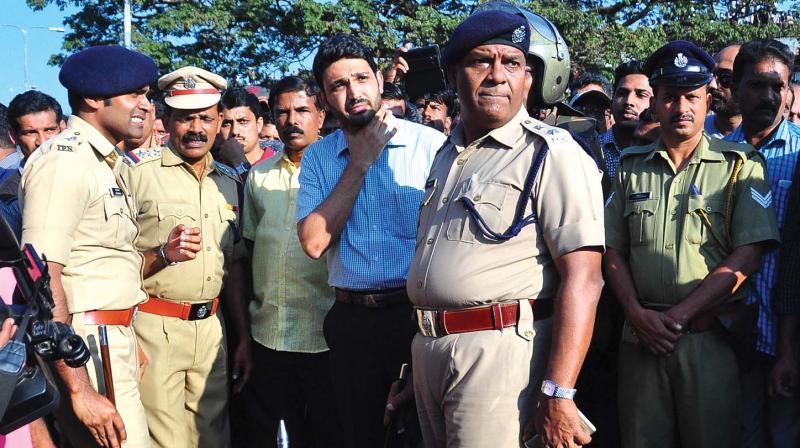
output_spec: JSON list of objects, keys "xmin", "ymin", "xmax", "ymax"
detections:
[
  {"xmin": 571, "ymin": 71, "xmax": 613, "ymax": 97},
  {"xmin": 268, "ymin": 76, "xmax": 323, "ymax": 114},
  {"xmin": 382, "ymin": 82, "xmax": 406, "ymax": 101},
  {"xmin": 733, "ymin": 39, "xmax": 794, "ymax": 86},
  {"xmin": 220, "ymin": 87, "xmax": 264, "ymax": 118},
  {"xmin": 413, "ymin": 89, "xmax": 459, "ymax": 118},
  {"xmin": 639, "ymin": 107, "xmax": 657, "ymax": 123},
  {"xmin": 0, "ymin": 104, "xmax": 13, "ymax": 149},
  {"xmin": 613, "ymin": 60, "xmax": 647, "ymax": 92},
  {"xmin": 153, "ymin": 97, "xmax": 167, "ymax": 119},
  {"xmin": 8, "ymin": 90, "xmax": 64, "ymax": 134},
  {"xmin": 312, "ymin": 34, "xmax": 378, "ymax": 88}
]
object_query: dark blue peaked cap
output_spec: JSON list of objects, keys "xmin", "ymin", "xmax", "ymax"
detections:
[
  {"xmin": 644, "ymin": 40, "xmax": 715, "ymax": 88},
  {"xmin": 442, "ymin": 10, "xmax": 530, "ymax": 66},
  {"xmin": 59, "ymin": 45, "xmax": 159, "ymax": 97}
]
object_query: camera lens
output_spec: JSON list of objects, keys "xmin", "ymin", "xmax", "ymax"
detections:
[{"xmin": 58, "ymin": 334, "xmax": 91, "ymax": 368}]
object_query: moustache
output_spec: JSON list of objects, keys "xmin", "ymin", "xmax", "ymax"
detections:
[
  {"xmin": 281, "ymin": 125, "xmax": 304, "ymax": 136},
  {"xmin": 670, "ymin": 113, "xmax": 694, "ymax": 123},
  {"xmin": 182, "ymin": 133, "xmax": 208, "ymax": 144},
  {"xmin": 346, "ymin": 98, "xmax": 370, "ymax": 111}
]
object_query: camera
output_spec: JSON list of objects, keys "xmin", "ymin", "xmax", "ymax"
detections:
[{"xmin": 0, "ymin": 217, "xmax": 90, "ymax": 434}]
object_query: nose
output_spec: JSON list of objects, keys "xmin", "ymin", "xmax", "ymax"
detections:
[
  {"xmin": 287, "ymin": 109, "xmax": 298, "ymax": 126},
  {"xmin": 486, "ymin": 58, "xmax": 508, "ymax": 85},
  {"xmin": 709, "ymin": 75, "xmax": 719, "ymax": 90},
  {"xmin": 35, "ymin": 131, "xmax": 46, "ymax": 147},
  {"xmin": 189, "ymin": 118, "xmax": 203, "ymax": 133}
]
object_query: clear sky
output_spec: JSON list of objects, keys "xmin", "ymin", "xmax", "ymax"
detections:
[{"xmin": 0, "ymin": 0, "xmax": 76, "ymax": 111}]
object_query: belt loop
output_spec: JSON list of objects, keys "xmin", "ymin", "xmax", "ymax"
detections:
[
  {"xmin": 516, "ymin": 299, "xmax": 535, "ymax": 341},
  {"xmin": 180, "ymin": 303, "xmax": 192, "ymax": 320},
  {"xmin": 491, "ymin": 303, "xmax": 504, "ymax": 331}
]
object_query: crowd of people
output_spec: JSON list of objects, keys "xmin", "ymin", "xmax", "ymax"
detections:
[{"xmin": 0, "ymin": 1, "xmax": 799, "ymax": 448}]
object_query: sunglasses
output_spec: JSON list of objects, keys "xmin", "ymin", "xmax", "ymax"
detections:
[{"xmin": 713, "ymin": 69, "xmax": 733, "ymax": 88}]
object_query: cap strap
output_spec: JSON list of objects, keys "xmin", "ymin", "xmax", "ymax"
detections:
[{"xmin": 166, "ymin": 88, "xmax": 220, "ymax": 97}]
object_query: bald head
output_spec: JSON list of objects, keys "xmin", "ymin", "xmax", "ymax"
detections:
[{"xmin": 709, "ymin": 44, "xmax": 741, "ymax": 117}]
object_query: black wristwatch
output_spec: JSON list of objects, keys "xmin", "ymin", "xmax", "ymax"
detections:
[{"xmin": 158, "ymin": 244, "xmax": 178, "ymax": 267}]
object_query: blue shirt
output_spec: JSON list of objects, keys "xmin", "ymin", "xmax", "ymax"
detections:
[
  {"xmin": 726, "ymin": 119, "xmax": 800, "ymax": 356},
  {"xmin": 598, "ymin": 128, "xmax": 622, "ymax": 181},
  {"xmin": 296, "ymin": 115, "xmax": 446, "ymax": 290},
  {"xmin": 0, "ymin": 151, "xmax": 22, "ymax": 185}
]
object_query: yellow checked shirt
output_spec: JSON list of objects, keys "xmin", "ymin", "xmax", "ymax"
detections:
[
  {"xmin": 605, "ymin": 134, "xmax": 780, "ymax": 306},
  {"xmin": 122, "ymin": 144, "xmax": 245, "ymax": 303},
  {"xmin": 407, "ymin": 108, "xmax": 605, "ymax": 308},
  {"xmin": 242, "ymin": 155, "xmax": 332, "ymax": 353},
  {"xmin": 20, "ymin": 116, "xmax": 146, "ymax": 313}
]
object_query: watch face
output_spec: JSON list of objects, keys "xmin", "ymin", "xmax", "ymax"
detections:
[{"xmin": 542, "ymin": 381, "xmax": 556, "ymax": 395}]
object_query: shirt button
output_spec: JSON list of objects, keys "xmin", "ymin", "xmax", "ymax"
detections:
[
  {"xmin": 524, "ymin": 330, "xmax": 534, "ymax": 338},
  {"xmin": 665, "ymin": 243, "xmax": 674, "ymax": 250},
  {"xmin": 177, "ymin": 208, "xmax": 183, "ymax": 214},
  {"xmin": 206, "ymin": 276, "xmax": 211, "ymax": 281},
  {"xmin": 473, "ymin": 195, "xmax": 481, "ymax": 201},
  {"xmin": 119, "ymin": 208, "xmax": 124, "ymax": 213},
  {"xmin": 204, "ymin": 213, "xmax": 209, "ymax": 218},
  {"xmin": 426, "ymin": 238, "xmax": 433, "ymax": 245},
  {"xmin": 206, "ymin": 246, "xmax": 211, "ymax": 251},
  {"xmin": 442, "ymin": 197, "xmax": 449, "ymax": 203},
  {"xmin": 671, "ymin": 209, "xmax": 677, "ymax": 215},
  {"xmin": 416, "ymin": 281, "xmax": 423, "ymax": 288},
  {"xmin": 372, "ymin": 224, "xmax": 378, "ymax": 230},
  {"xmin": 706, "ymin": 206, "xmax": 712, "ymax": 212},
  {"xmin": 456, "ymin": 159, "xmax": 465, "ymax": 165}
]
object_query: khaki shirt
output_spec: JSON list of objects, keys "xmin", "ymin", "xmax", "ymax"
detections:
[
  {"xmin": 605, "ymin": 134, "xmax": 780, "ymax": 305},
  {"xmin": 122, "ymin": 144, "xmax": 245, "ymax": 303},
  {"xmin": 20, "ymin": 116, "xmax": 146, "ymax": 313},
  {"xmin": 407, "ymin": 108, "xmax": 605, "ymax": 308}
]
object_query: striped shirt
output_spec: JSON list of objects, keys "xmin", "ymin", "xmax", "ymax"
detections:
[
  {"xmin": 598, "ymin": 128, "xmax": 622, "ymax": 181},
  {"xmin": 296, "ymin": 114, "xmax": 446, "ymax": 290},
  {"xmin": 725, "ymin": 119, "xmax": 800, "ymax": 356},
  {"xmin": 242, "ymin": 155, "xmax": 332, "ymax": 353}
]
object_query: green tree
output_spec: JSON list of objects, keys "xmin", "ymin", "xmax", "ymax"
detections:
[{"xmin": 26, "ymin": 0, "xmax": 800, "ymax": 85}]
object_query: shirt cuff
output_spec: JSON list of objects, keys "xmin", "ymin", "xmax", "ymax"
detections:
[
  {"xmin": 543, "ymin": 219, "xmax": 606, "ymax": 258},
  {"xmin": 21, "ymin": 228, "xmax": 73, "ymax": 266}
]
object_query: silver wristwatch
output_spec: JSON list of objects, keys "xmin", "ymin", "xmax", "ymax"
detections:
[
  {"xmin": 541, "ymin": 379, "xmax": 576, "ymax": 400},
  {"xmin": 159, "ymin": 244, "xmax": 178, "ymax": 267}
]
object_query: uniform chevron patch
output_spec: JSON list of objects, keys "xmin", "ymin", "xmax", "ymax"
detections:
[{"xmin": 750, "ymin": 187, "xmax": 773, "ymax": 208}]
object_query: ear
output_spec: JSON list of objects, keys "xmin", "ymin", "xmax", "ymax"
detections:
[
  {"xmin": 8, "ymin": 131, "xmax": 16, "ymax": 146},
  {"xmin": 256, "ymin": 116, "xmax": 264, "ymax": 134},
  {"xmin": 215, "ymin": 112, "xmax": 223, "ymax": 135},
  {"xmin": 83, "ymin": 97, "xmax": 105, "ymax": 112},
  {"xmin": 318, "ymin": 109, "xmax": 327, "ymax": 132},
  {"xmin": 444, "ymin": 116, "xmax": 453, "ymax": 133},
  {"xmin": 377, "ymin": 70, "xmax": 384, "ymax": 93},
  {"xmin": 318, "ymin": 91, "xmax": 331, "ymax": 112}
]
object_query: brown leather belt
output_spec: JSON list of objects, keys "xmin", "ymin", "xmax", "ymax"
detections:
[
  {"xmin": 334, "ymin": 288, "xmax": 409, "ymax": 308},
  {"xmin": 415, "ymin": 299, "xmax": 554, "ymax": 337},
  {"xmin": 139, "ymin": 296, "xmax": 219, "ymax": 321},
  {"xmin": 84, "ymin": 307, "xmax": 138, "ymax": 327}
]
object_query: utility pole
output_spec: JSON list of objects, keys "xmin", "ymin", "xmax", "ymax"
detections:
[{"xmin": 124, "ymin": 0, "xmax": 132, "ymax": 48}]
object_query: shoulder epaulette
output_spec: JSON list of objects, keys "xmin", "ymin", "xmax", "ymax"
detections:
[
  {"xmin": 214, "ymin": 161, "xmax": 240, "ymax": 182},
  {"xmin": 620, "ymin": 143, "xmax": 656, "ymax": 159},
  {"xmin": 521, "ymin": 118, "xmax": 573, "ymax": 146},
  {"xmin": 123, "ymin": 146, "xmax": 162, "ymax": 167},
  {"xmin": 39, "ymin": 129, "xmax": 84, "ymax": 155}
]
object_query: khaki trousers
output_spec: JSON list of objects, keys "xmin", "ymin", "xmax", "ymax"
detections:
[
  {"xmin": 134, "ymin": 312, "xmax": 230, "ymax": 448},
  {"xmin": 412, "ymin": 310, "xmax": 552, "ymax": 448},
  {"xmin": 55, "ymin": 313, "xmax": 151, "ymax": 448},
  {"xmin": 618, "ymin": 329, "xmax": 741, "ymax": 448}
]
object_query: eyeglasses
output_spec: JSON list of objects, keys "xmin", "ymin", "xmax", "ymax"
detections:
[{"xmin": 713, "ymin": 69, "xmax": 733, "ymax": 88}]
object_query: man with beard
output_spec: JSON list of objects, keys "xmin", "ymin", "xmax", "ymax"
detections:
[
  {"xmin": 407, "ymin": 11, "xmax": 604, "ymax": 447},
  {"xmin": 722, "ymin": 39, "xmax": 800, "ymax": 448},
  {"xmin": 605, "ymin": 40, "xmax": 779, "ymax": 448},
  {"xmin": 123, "ymin": 66, "xmax": 252, "ymax": 448},
  {"xmin": 413, "ymin": 89, "xmax": 458, "ymax": 135},
  {"xmin": 598, "ymin": 61, "xmax": 653, "ymax": 182},
  {"xmin": 296, "ymin": 34, "xmax": 446, "ymax": 447},
  {"xmin": 240, "ymin": 75, "xmax": 342, "ymax": 447},
  {"xmin": 21, "ymin": 45, "xmax": 158, "ymax": 448},
  {"xmin": 706, "ymin": 44, "xmax": 742, "ymax": 138}
]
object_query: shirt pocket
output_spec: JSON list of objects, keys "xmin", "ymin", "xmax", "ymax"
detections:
[
  {"xmin": 447, "ymin": 180, "xmax": 509, "ymax": 244},
  {"xmin": 623, "ymin": 198, "xmax": 658, "ymax": 246},
  {"xmin": 685, "ymin": 196, "xmax": 726, "ymax": 246},
  {"xmin": 157, "ymin": 203, "xmax": 199, "ymax": 244},
  {"xmin": 102, "ymin": 196, "xmax": 136, "ymax": 248},
  {"xmin": 218, "ymin": 205, "xmax": 238, "ymax": 257},
  {"xmin": 390, "ymin": 188, "xmax": 424, "ymax": 240}
]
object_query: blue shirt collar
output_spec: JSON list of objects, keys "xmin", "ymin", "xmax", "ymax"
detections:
[{"xmin": 727, "ymin": 119, "xmax": 791, "ymax": 148}]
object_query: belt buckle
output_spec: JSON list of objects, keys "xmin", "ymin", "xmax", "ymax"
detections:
[
  {"xmin": 188, "ymin": 302, "xmax": 212, "ymax": 321},
  {"xmin": 363, "ymin": 294, "xmax": 378, "ymax": 308},
  {"xmin": 415, "ymin": 309, "xmax": 439, "ymax": 337}
]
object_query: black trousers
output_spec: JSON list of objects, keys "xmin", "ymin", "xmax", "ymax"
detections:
[
  {"xmin": 323, "ymin": 300, "xmax": 417, "ymax": 448},
  {"xmin": 240, "ymin": 343, "xmax": 343, "ymax": 448}
]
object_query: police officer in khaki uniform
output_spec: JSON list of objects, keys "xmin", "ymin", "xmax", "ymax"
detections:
[
  {"xmin": 122, "ymin": 67, "xmax": 251, "ymax": 448},
  {"xmin": 404, "ymin": 11, "xmax": 605, "ymax": 447},
  {"xmin": 604, "ymin": 41, "xmax": 780, "ymax": 448},
  {"xmin": 20, "ymin": 45, "xmax": 157, "ymax": 448}
]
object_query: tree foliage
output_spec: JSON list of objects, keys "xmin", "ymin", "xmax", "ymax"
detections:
[{"xmin": 26, "ymin": 0, "xmax": 800, "ymax": 85}]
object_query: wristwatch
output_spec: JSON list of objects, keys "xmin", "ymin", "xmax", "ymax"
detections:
[
  {"xmin": 541, "ymin": 380, "xmax": 577, "ymax": 400},
  {"xmin": 159, "ymin": 244, "xmax": 178, "ymax": 267}
]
